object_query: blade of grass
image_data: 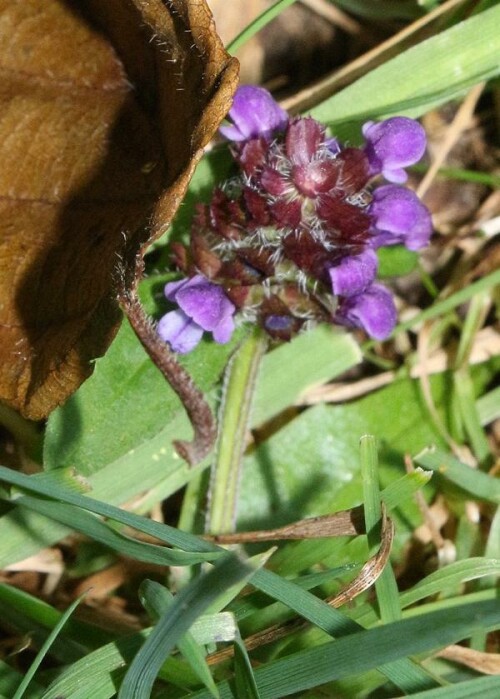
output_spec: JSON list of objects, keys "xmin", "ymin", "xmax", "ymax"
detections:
[
  {"xmin": 414, "ymin": 448, "xmax": 500, "ymax": 504},
  {"xmin": 365, "ymin": 269, "xmax": 500, "ymax": 348},
  {"xmin": 453, "ymin": 368, "xmax": 491, "ymax": 465},
  {"xmin": 189, "ymin": 599, "xmax": 500, "ymax": 698},
  {"xmin": 233, "ymin": 631, "xmax": 262, "ymax": 699},
  {"xmin": 0, "ymin": 660, "xmax": 43, "ymax": 699},
  {"xmin": 0, "ymin": 583, "xmax": 112, "ymax": 652},
  {"xmin": 226, "ymin": 0, "xmax": 298, "ymax": 54},
  {"xmin": 0, "ymin": 466, "xmax": 220, "ymax": 557},
  {"xmin": 118, "ymin": 553, "xmax": 254, "ymax": 698},
  {"xmin": 382, "ymin": 469, "xmax": 433, "ymax": 511},
  {"xmin": 13, "ymin": 593, "xmax": 85, "ymax": 699},
  {"xmin": 310, "ymin": 4, "xmax": 500, "ymax": 125},
  {"xmin": 399, "ymin": 558, "xmax": 500, "ymax": 609},
  {"xmin": 246, "ymin": 568, "xmax": 436, "ymax": 693},
  {"xmin": 0, "ymin": 466, "xmax": 433, "ymax": 691},
  {"xmin": 477, "ymin": 386, "xmax": 500, "ymax": 426},
  {"xmin": 139, "ymin": 580, "xmax": 219, "ymax": 699},
  {"xmin": 12, "ymin": 495, "xmax": 211, "ymax": 567}
]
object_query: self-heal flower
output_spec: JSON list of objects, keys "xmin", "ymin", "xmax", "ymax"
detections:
[
  {"xmin": 369, "ymin": 185, "xmax": 432, "ymax": 250},
  {"xmin": 219, "ymin": 85, "xmax": 288, "ymax": 142},
  {"xmin": 160, "ymin": 86, "xmax": 432, "ymax": 348},
  {"xmin": 158, "ymin": 275, "xmax": 235, "ymax": 354},
  {"xmin": 362, "ymin": 117, "xmax": 426, "ymax": 183}
]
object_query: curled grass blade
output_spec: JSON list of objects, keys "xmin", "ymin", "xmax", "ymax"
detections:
[{"xmin": 360, "ymin": 436, "xmax": 401, "ymax": 622}]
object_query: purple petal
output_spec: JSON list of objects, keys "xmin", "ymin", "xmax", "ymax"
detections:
[
  {"xmin": 164, "ymin": 277, "xmax": 190, "ymax": 302},
  {"xmin": 328, "ymin": 249, "xmax": 378, "ymax": 297},
  {"xmin": 369, "ymin": 185, "xmax": 432, "ymax": 250},
  {"xmin": 337, "ymin": 283, "xmax": 397, "ymax": 340},
  {"xmin": 174, "ymin": 276, "xmax": 235, "ymax": 334},
  {"xmin": 219, "ymin": 86, "xmax": 288, "ymax": 142},
  {"xmin": 212, "ymin": 314, "xmax": 236, "ymax": 344},
  {"xmin": 362, "ymin": 117, "xmax": 426, "ymax": 183},
  {"xmin": 157, "ymin": 310, "xmax": 204, "ymax": 354}
]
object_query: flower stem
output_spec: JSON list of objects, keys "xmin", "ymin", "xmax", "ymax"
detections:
[{"xmin": 207, "ymin": 326, "xmax": 268, "ymax": 534}]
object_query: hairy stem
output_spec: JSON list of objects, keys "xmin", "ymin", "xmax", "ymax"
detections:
[{"xmin": 117, "ymin": 256, "xmax": 216, "ymax": 465}]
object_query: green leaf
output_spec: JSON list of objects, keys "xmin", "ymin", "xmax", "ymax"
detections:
[
  {"xmin": 239, "ymin": 374, "xmax": 446, "ymax": 534},
  {"xmin": 309, "ymin": 5, "xmax": 500, "ymax": 126},
  {"xmin": 377, "ymin": 246, "xmax": 418, "ymax": 278},
  {"xmin": 43, "ymin": 274, "xmax": 242, "ymax": 475},
  {"xmin": 253, "ymin": 325, "xmax": 361, "ymax": 426}
]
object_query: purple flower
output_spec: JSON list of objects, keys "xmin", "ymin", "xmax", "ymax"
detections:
[
  {"xmin": 219, "ymin": 85, "xmax": 288, "ymax": 142},
  {"xmin": 369, "ymin": 185, "xmax": 432, "ymax": 250},
  {"xmin": 362, "ymin": 117, "xmax": 426, "ymax": 183},
  {"xmin": 336, "ymin": 283, "xmax": 397, "ymax": 340},
  {"xmin": 158, "ymin": 275, "xmax": 235, "ymax": 353},
  {"xmin": 164, "ymin": 83, "xmax": 433, "ymax": 350},
  {"xmin": 328, "ymin": 249, "xmax": 378, "ymax": 297}
]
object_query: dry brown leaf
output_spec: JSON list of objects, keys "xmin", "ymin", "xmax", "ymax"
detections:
[{"xmin": 0, "ymin": 0, "xmax": 238, "ymax": 419}]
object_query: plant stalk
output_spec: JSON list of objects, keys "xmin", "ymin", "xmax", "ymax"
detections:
[{"xmin": 207, "ymin": 327, "xmax": 268, "ymax": 535}]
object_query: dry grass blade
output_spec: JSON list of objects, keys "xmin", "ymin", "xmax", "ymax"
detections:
[
  {"xmin": 206, "ymin": 506, "xmax": 365, "ymax": 543},
  {"xmin": 417, "ymin": 83, "xmax": 485, "ymax": 198},
  {"xmin": 299, "ymin": 327, "xmax": 500, "ymax": 405},
  {"xmin": 436, "ymin": 644, "xmax": 500, "ymax": 675}
]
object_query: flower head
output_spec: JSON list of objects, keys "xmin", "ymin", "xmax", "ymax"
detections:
[
  {"xmin": 160, "ymin": 86, "xmax": 431, "ymax": 349},
  {"xmin": 158, "ymin": 275, "xmax": 235, "ymax": 353},
  {"xmin": 362, "ymin": 117, "xmax": 426, "ymax": 183}
]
